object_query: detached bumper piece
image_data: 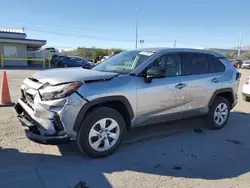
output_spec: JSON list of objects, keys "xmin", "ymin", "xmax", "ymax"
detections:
[{"xmin": 14, "ymin": 102, "xmax": 71, "ymax": 145}]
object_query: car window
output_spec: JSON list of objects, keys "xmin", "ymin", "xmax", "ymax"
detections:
[
  {"xmin": 146, "ymin": 53, "xmax": 180, "ymax": 77},
  {"xmin": 70, "ymin": 57, "xmax": 82, "ymax": 61},
  {"xmin": 208, "ymin": 55, "xmax": 225, "ymax": 73},
  {"xmin": 93, "ymin": 51, "xmax": 154, "ymax": 74},
  {"xmin": 181, "ymin": 53, "xmax": 209, "ymax": 75}
]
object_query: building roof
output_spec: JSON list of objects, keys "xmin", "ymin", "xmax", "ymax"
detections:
[
  {"xmin": 0, "ymin": 37, "xmax": 46, "ymax": 48},
  {"xmin": 0, "ymin": 28, "xmax": 25, "ymax": 34}
]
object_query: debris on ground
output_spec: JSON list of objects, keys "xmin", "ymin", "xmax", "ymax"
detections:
[
  {"xmin": 193, "ymin": 129, "xmax": 203, "ymax": 133},
  {"xmin": 190, "ymin": 154, "xmax": 198, "ymax": 158},
  {"xmin": 154, "ymin": 164, "xmax": 161, "ymax": 168},
  {"xmin": 226, "ymin": 139, "xmax": 244, "ymax": 145},
  {"xmin": 74, "ymin": 181, "xmax": 89, "ymax": 188},
  {"xmin": 172, "ymin": 165, "xmax": 182, "ymax": 170}
]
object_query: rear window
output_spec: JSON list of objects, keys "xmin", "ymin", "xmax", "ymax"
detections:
[{"xmin": 181, "ymin": 53, "xmax": 209, "ymax": 75}]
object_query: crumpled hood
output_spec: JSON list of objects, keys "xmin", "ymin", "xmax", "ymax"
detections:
[{"xmin": 31, "ymin": 67, "xmax": 118, "ymax": 85}]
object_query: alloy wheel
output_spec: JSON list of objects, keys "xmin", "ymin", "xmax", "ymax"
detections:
[
  {"xmin": 214, "ymin": 103, "xmax": 228, "ymax": 126},
  {"xmin": 88, "ymin": 118, "xmax": 120, "ymax": 152}
]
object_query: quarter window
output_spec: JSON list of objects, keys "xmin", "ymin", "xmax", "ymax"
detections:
[
  {"xmin": 181, "ymin": 53, "xmax": 209, "ymax": 75},
  {"xmin": 209, "ymin": 55, "xmax": 225, "ymax": 73}
]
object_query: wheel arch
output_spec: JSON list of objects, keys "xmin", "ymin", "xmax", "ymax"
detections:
[
  {"xmin": 208, "ymin": 88, "xmax": 234, "ymax": 109},
  {"xmin": 73, "ymin": 96, "xmax": 134, "ymax": 132}
]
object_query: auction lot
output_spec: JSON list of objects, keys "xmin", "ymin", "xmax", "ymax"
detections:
[{"xmin": 0, "ymin": 68, "xmax": 250, "ymax": 188}]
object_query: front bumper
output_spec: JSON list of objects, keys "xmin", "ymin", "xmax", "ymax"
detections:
[
  {"xmin": 14, "ymin": 91, "xmax": 87, "ymax": 144},
  {"xmin": 242, "ymin": 92, "xmax": 250, "ymax": 98},
  {"xmin": 17, "ymin": 110, "xmax": 71, "ymax": 144}
]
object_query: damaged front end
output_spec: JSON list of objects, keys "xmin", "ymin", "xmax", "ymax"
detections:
[{"xmin": 14, "ymin": 77, "xmax": 87, "ymax": 144}]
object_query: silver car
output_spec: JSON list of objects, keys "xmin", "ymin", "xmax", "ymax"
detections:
[
  {"xmin": 241, "ymin": 60, "xmax": 250, "ymax": 69},
  {"xmin": 14, "ymin": 48, "xmax": 240, "ymax": 158}
]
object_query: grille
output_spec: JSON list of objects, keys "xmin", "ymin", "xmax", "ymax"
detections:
[
  {"xmin": 21, "ymin": 88, "xmax": 34, "ymax": 108},
  {"xmin": 26, "ymin": 93, "xmax": 34, "ymax": 105},
  {"xmin": 21, "ymin": 89, "xmax": 26, "ymax": 102}
]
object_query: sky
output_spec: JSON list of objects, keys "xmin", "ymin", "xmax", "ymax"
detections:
[{"xmin": 1, "ymin": 0, "xmax": 250, "ymax": 50}]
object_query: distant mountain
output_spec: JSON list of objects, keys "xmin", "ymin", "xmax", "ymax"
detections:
[
  {"xmin": 231, "ymin": 46, "xmax": 250, "ymax": 51},
  {"xmin": 206, "ymin": 48, "xmax": 248, "ymax": 54}
]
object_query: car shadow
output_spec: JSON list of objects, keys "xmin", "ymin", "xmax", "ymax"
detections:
[{"xmin": 1, "ymin": 111, "xmax": 250, "ymax": 188}]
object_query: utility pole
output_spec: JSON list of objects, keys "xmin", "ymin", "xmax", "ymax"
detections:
[
  {"xmin": 174, "ymin": 40, "xmax": 176, "ymax": 48},
  {"xmin": 238, "ymin": 25, "xmax": 243, "ymax": 57},
  {"xmin": 135, "ymin": 8, "xmax": 139, "ymax": 49}
]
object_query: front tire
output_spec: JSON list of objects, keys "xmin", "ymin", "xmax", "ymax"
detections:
[
  {"xmin": 76, "ymin": 107, "xmax": 125, "ymax": 158},
  {"xmin": 205, "ymin": 96, "xmax": 230, "ymax": 130}
]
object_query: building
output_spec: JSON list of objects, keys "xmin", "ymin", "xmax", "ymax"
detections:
[{"xmin": 0, "ymin": 28, "xmax": 46, "ymax": 66}]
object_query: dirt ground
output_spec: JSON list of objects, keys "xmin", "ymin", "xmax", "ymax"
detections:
[{"xmin": 0, "ymin": 68, "xmax": 250, "ymax": 188}]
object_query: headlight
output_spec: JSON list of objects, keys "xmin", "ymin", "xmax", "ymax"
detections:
[{"xmin": 39, "ymin": 82, "xmax": 82, "ymax": 101}]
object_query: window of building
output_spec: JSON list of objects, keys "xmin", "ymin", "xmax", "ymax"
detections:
[
  {"xmin": 181, "ymin": 53, "xmax": 209, "ymax": 75},
  {"xmin": 4, "ymin": 46, "xmax": 17, "ymax": 57}
]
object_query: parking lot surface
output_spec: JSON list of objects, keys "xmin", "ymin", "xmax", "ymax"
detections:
[{"xmin": 0, "ymin": 68, "xmax": 250, "ymax": 188}]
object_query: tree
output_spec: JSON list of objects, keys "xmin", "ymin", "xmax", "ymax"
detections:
[
  {"xmin": 222, "ymin": 52, "xmax": 236, "ymax": 59},
  {"xmin": 77, "ymin": 48, "xmax": 91, "ymax": 57},
  {"xmin": 239, "ymin": 52, "xmax": 250, "ymax": 60},
  {"xmin": 62, "ymin": 47, "xmax": 124, "ymax": 58}
]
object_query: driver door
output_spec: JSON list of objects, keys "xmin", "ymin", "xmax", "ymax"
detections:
[{"xmin": 135, "ymin": 53, "xmax": 188, "ymax": 126}]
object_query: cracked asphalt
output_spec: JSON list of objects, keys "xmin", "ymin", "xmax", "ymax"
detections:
[{"xmin": 1, "ymin": 68, "xmax": 250, "ymax": 188}]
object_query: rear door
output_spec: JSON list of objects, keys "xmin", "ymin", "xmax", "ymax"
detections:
[{"xmin": 180, "ymin": 53, "xmax": 224, "ymax": 116}]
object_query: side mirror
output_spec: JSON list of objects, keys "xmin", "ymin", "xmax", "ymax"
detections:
[{"xmin": 144, "ymin": 68, "xmax": 166, "ymax": 83}]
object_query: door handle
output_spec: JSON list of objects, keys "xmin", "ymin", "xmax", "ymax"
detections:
[
  {"xmin": 211, "ymin": 77, "xmax": 220, "ymax": 83},
  {"xmin": 175, "ymin": 83, "xmax": 186, "ymax": 89}
]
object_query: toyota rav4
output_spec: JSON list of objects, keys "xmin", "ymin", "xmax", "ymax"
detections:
[{"xmin": 14, "ymin": 48, "xmax": 240, "ymax": 158}]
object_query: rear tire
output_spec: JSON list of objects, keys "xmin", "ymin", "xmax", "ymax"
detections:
[
  {"xmin": 76, "ymin": 107, "xmax": 125, "ymax": 158},
  {"xmin": 242, "ymin": 94, "xmax": 250, "ymax": 102},
  {"xmin": 205, "ymin": 96, "xmax": 230, "ymax": 130}
]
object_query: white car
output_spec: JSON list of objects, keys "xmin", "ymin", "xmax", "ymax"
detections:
[
  {"xmin": 241, "ymin": 61, "xmax": 250, "ymax": 69},
  {"xmin": 101, "ymin": 56, "xmax": 110, "ymax": 62},
  {"xmin": 242, "ymin": 76, "xmax": 250, "ymax": 101}
]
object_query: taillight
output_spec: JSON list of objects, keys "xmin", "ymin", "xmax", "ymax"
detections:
[
  {"xmin": 236, "ymin": 72, "xmax": 241, "ymax": 81},
  {"xmin": 245, "ymin": 77, "xmax": 249, "ymax": 85}
]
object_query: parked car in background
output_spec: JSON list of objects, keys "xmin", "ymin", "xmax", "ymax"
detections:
[
  {"xmin": 235, "ymin": 60, "xmax": 243, "ymax": 68},
  {"xmin": 101, "ymin": 56, "xmax": 110, "ymax": 62},
  {"xmin": 49, "ymin": 54, "xmax": 65, "ymax": 65},
  {"xmin": 242, "ymin": 76, "xmax": 250, "ymax": 101},
  {"xmin": 241, "ymin": 60, "xmax": 250, "ymax": 69},
  {"xmin": 15, "ymin": 48, "xmax": 240, "ymax": 158},
  {"xmin": 229, "ymin": 59, "xmax": 243, "ymax": 68},
  {"xmin": 41, "ymin": 47, "xmax": 56, "ymax": 53},
  {"xmin": 57, "ymin": 56, "xmax": 94, "ymax": 69}
]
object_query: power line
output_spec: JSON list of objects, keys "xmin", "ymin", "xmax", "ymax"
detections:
[
  {"xmin": 26, "ymin": 28, "xmax": 135, "ymax": 42},
  {"xmin": 25, "ymin": 27, "xmax": 210, "ymax": 48}
]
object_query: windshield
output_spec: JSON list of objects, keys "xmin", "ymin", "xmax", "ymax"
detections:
[
  {"xmin": 92, "ymin": 50, "xmax": 155, "ymax": 74},
  {"xmin": 244, "ymin": 61, "xmax": 250, "ymax": 64}
]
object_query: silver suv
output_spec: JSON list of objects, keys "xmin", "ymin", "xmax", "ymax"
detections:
[{"xmin": 14, "ymin": 48, "xmax": 240, "ymax": 158}]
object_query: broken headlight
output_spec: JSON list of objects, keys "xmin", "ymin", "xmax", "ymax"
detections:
[{"xmin": 39, "ymin": 82, "xmax": 82, "ymax": 101}]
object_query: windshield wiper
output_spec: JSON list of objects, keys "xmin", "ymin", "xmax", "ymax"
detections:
[{"xmin": 129, "ymin": 73, "xmax": 136, "ymax": 76}]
